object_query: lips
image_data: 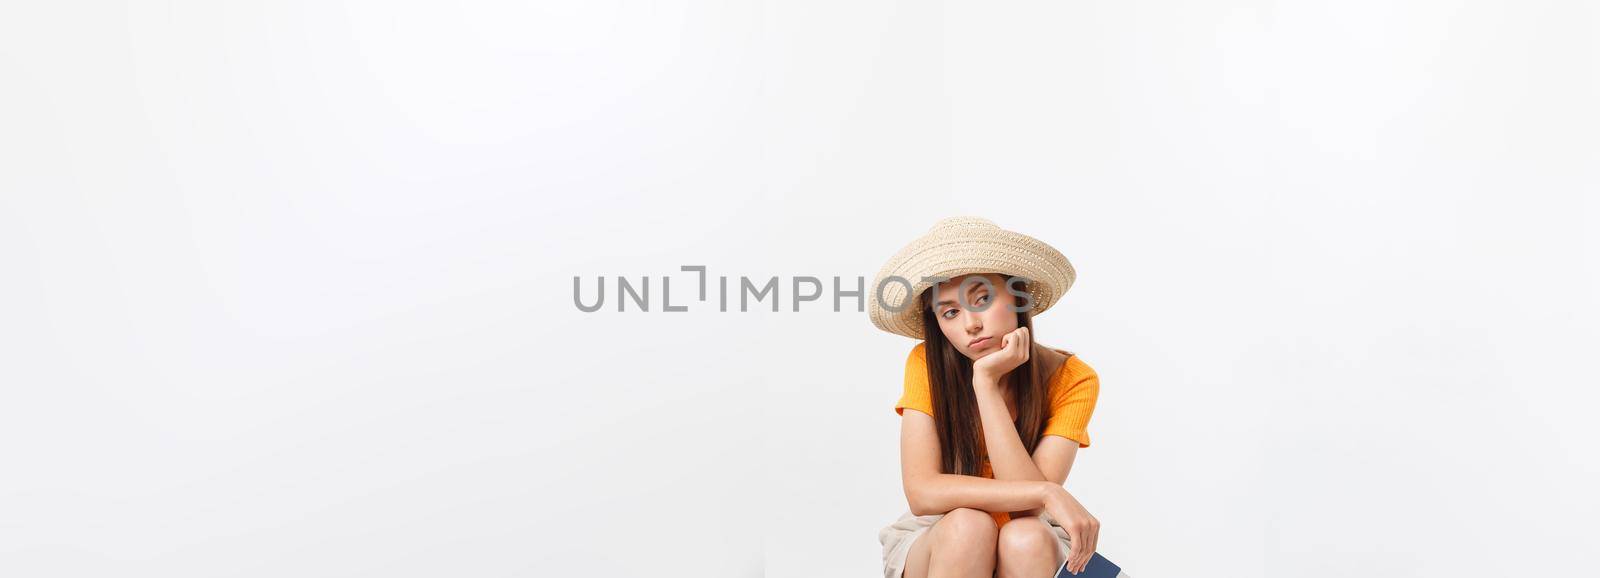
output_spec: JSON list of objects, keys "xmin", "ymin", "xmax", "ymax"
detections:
[{"xmin": 969, "ymin": 336, "xmax": 992, "ymax": 349}]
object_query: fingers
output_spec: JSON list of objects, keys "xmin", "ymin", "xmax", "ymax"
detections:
[
  {"xmin": 980, "ymin": 328, "xmax": 1032, "ymax": 378},
  {"xmin": 1083, "ymin": 521, "xmax": 1098, "ymax": 573},
  {"xmin": 1006, "ymin": 327, "xmax": 1026, "ymax": 352},
  {"xmin": 1066, "ymin": 524, "xmax": 1087, "ymax": 574},
  {"xmin": 1004, "ymin": 327, "xmax": 1029, "ymax": 364},
  {"xmin": 1077, "ymin": 517, "xmax": 1100, "ymax": 574},
  {"xmin": 1064, "ymin": 526, "xmax": 1080, "ymax": 574},
  {"xmin": 1092, "ymin": 517, "xmax": 1101, "ymax": 561}
]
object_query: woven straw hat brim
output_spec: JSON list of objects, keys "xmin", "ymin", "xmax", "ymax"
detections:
[{"xmin": 868, "ymin": 217, "xmax": 1075, "ymax": 339}]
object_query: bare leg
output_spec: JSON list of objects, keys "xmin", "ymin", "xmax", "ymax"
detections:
[
  {"xmin": 994, "ymin": 515, "xmax": 1063, "ymax": 578},
  {"xmin": 900, "ymin": 508, "xmax": 999, "ymax": 578}
]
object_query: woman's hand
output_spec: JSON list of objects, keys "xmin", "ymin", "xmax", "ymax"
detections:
[
  {"xmin": 1041, "ymin": 483, "xmax": 1101, "ymax": 575},
  {"xmin": 972, "ymin": 326, "xmax": 1030, "ymax": 384}
]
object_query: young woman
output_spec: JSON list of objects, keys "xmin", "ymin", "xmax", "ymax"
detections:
[{"xmin": 871, "ymin": 217, "xmax": 1130, "ymax": 578}]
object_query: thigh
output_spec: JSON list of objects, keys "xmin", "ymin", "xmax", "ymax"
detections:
[
  {"xmin": 900, "ymin": 523, "xmax": 936, "ymax": 578},
  {"xmin": 901, "ymin": 508, "xmax": 999, "ymax": 578}
]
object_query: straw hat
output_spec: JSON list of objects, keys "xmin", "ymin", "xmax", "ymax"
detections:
[{"xmin": 868, "ymin": 217, "xmax": 1075, "ymax": 339}]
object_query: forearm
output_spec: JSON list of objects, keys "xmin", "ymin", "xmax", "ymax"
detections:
[
  {"xmin": 974, "ymin": 377, "xmax": 1051, "ymax": 516},
  {"xmin": 906, "ymin": 473, "xmax": 1049, "ymax": 516}
]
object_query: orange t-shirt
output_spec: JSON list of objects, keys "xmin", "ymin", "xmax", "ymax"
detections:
[{"xmin": 894, "ymin": 342, "xmax": 1101, "ymax": 528}]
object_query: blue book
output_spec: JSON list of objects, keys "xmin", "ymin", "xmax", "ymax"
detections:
[{"xmin": 1054, "ymin": 552, "xmax": 1121, "ymax": 578}]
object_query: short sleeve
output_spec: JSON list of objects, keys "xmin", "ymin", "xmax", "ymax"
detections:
[
  {"xmin": 1042, "ymin": 355, "xmax": 1100, "ymax": 448},
  {"xmin": 894, "ymin": 343, "xmax": 935, "ymax": 418}
]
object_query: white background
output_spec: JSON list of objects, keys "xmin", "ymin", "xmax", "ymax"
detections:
[{"xmin": 3, "ymin": 1, "xmax": 1598, "ymax": 577}]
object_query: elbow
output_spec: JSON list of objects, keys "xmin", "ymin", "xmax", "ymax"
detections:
[{"xmin": 904, "ymin": 478, "xmax": 938, "ymax": 516}]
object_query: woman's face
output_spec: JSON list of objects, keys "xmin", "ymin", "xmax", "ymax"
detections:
[{"xmin": 929, "ymin": 273, "xmax": 1021, "ymax": 361}]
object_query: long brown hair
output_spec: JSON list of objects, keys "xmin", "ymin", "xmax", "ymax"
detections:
[{"xmin": 919, "ymin": 275, "xmax": 1057, "ymax": 476}]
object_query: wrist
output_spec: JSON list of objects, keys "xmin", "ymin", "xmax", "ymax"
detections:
[{"xmin": 1036, "ymin": 481, "xmax": 1061, "ymax": 509}]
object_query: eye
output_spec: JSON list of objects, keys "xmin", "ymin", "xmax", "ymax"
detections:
[
  {"xmin": 941, "ymin": 308, "xmax": 957, "ymax": 320},
  {"xmin": 975, "ymin": 294, "xmax": 990, "ymax": 306}
]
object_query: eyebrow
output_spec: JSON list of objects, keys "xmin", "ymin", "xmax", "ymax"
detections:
[{"xmin": 932, "ymin": 284, "xmax": 990, "ymax": 307}]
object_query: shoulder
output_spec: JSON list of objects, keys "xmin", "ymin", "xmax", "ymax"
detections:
[
  {"xmin": 1048, "ymin": 349, "xmax": 1099, "ymax": 389},
  {"xmin": 905, "ymin": 342, "xmax": 928, "ymax": 366},
  {"xmin": 902, "ymin": 342, "xmax": 929, "ymax": 378},
  {"xmin": 1062, "ymin": 353, "xmax": 1095, "ymax": 378},
  {"xmin": 896, "ymin": 342, "xmax": 935, "ymax": 416}
]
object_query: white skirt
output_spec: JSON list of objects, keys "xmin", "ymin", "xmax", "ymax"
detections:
[{"xmin": 877, "ymin": 509, "xmax": 1131, "ymax": 578}]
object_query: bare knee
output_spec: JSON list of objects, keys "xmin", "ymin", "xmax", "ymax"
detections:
[
  {"xmin": 932, "ymin": 507, "xmax": 999, "ymax": 549},
  {"xmin": 997, "ymin": 517, "xmax": 1058, "ymax": 563}
]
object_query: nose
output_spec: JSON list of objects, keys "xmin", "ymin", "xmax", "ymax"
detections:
[{"xmin": 963, "ymin": 310, "xmax": 983, "ymax": 334}]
